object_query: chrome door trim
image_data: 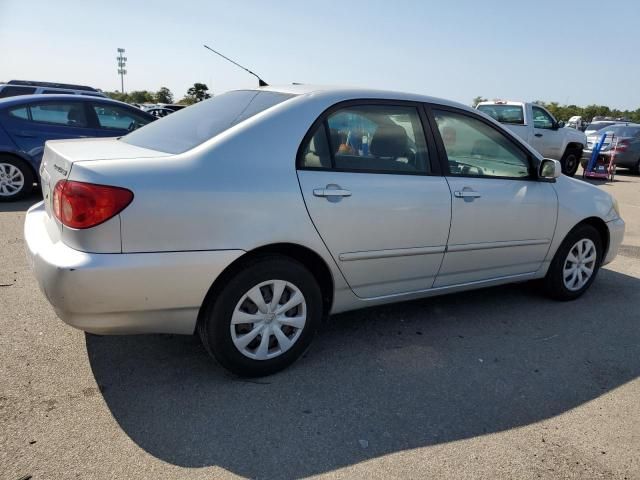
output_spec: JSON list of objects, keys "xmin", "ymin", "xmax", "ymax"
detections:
[
  {"xmin": 339, "ymin": 245, "xmax": 446, "ymax": 262},
  {"xmin": 446, "ymin": 238, "xmax": 550, "ymax": 253}
]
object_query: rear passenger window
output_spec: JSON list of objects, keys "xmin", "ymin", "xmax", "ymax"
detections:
[
  {"xmin": 301, "ymin": 124, "xmax": 331, "ymax": 168},
  {"xmin": 299, "ymin": 105, "xmax": 430, "ymax": 174},
  {"xmin": 8, "ymin": 107, "xmax": 29, "ymax": 120},
  {"xmin": 30, "ymin": 102, "xmax": 88, "ymax": 127}
]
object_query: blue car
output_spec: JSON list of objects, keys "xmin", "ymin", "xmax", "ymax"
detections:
[{"xmin": 0, "ymin": 94, "xmax": 155, "ymax": 201}]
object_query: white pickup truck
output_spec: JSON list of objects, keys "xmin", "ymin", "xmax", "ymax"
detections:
[{"xmin": 476, "ymin": 101, "xmax": 586, "ymax": 176}]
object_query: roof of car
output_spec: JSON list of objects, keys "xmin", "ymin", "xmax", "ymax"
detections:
[
  {"xmin": 255, "ymin": 84, "xmax": 472, "ymax": 111},
  {"xmin": 0, "ymin": 94, "xmax": 142, "ymax": 109}
]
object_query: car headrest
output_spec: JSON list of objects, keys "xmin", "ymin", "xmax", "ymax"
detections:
[{"xmin": 370, "ymin": 124, "xmax": 409, "ymax": 158}]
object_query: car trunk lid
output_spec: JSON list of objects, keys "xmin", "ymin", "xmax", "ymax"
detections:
[{"xmin": 40, "ymin": 137, "xmax": 170, "ymax": 223}]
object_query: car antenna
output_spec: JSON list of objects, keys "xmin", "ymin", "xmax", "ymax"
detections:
[{"xmin": 203, "ymin": 44, "xmax": 269, "ymax": 87}]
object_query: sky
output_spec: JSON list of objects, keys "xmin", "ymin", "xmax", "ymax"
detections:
[{"xmin": 1, "ymin": 0, "xmax": 639, "ymax": 109}]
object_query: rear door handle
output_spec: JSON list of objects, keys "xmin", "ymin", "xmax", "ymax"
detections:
[
  {"xmin": 454, "ymin": 190, "xmax": 481, "ymax": 199},
  {"xmin": 15, "ymin": 132, "xmax": 36, "ymax": 138},
  {"xmin": 313, "ymin": 188, "xmax": 352, "ymax": 198},
  {"xmin": 534, "ymin": 133, "xmax": 543, "ymax": 137}
]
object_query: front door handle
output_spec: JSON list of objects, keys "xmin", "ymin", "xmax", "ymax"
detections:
[
  {"xmin": 313, "ymin": 188, "xmax": 352, "ymax": 198},
  {"xmin": 454, "ymin": 190, "xmax": 481, "ymax": 199},
  {"xmin": 534, "ymin": 133, "xmax": 543, "ymax": 137}
]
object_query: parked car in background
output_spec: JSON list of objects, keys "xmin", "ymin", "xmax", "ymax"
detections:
[
  {"xmin": 0, "ymin": 94, "xmax": 155, "ymax": 201},
  {"xmin": 581, "ymin": 123, "xmax": 640, "ymax": 174},
  {"xmin": 162, "ymin": 104, "xmax": 187, "ymax": 112},
  {"xmin": 584, "ymin": 120, "xmax": 621, "ymax": 137},
  {"xmin": 146, "ymin": 107, "xmax": 175, "ymax": 118},
  {"xmin": 0, "ymin": 80, "xmax": 106, "ymax": 98},
  {"xmin": 24, "ymin": 86, "xmax": 624, "ymax": 376},
  {"xmin": 476, "ymin": 100, "xmax": 586, "ymax": 176}
]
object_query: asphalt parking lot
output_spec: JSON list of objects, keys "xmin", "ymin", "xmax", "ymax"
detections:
[{"xmin": 1, "ymin": 172, "xmax": 639, "ymax": 480}]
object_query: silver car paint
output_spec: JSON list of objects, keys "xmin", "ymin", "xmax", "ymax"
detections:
[
  {"xmin": 298, "ymin": 170, "xmax": 451, "ymax": 298},
  {"xmin": 434, "ymin": 176, "xmax": 557, "ymax": 287},
  {"xmin": 24, "ymin": 85, "xmax": 625, "ymax": 335}
]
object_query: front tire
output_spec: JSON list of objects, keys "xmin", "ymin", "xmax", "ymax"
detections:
[
  {"xmin": 543, "ymin": 224, "xmax": 602, "ymax": 301},
  {"xmin": 560, "ymin": 148, "xmax": 581, "ymax": 177},
  {"xmin": 198, "ymin": 256, "xmax": 323, "ymax": 377},
  {"xmin": 0, "ymin": 156, "xmax": 34, "ymax": 202}
]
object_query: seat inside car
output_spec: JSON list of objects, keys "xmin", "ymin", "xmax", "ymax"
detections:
[{"xmin": 67, "ymin": 107, "xmax": 85, "ymax": 126}]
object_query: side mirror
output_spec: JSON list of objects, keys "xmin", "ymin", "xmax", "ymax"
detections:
[
  {"xmin": 539, "ymin": 158, "xmax": 561, "ymax": 180},
  {"xmin": 553, "ymin": 120, "xmax": 565, "ymax": 129}
]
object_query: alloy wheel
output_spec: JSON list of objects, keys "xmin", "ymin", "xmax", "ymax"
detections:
[{"xmin": 0, "ymin": 162, "xmax": 25, "ymax": 197}]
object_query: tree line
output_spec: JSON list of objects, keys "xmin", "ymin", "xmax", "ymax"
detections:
[
  {"xmin": 105, "ymin": 83, "xmax": 211, "ymax": 105},
  {"xmin": 472, "ymin": 96, "xmax": 640, "ymax": 123}
]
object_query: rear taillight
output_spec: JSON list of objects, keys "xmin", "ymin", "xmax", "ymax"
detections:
[
  {"xmin": 53, "ymin": 180, "xmax": 133, "ymax": 229},
  {"xmin": 613, "ymin": 140, "xmax": 630, "ymax": 152}
]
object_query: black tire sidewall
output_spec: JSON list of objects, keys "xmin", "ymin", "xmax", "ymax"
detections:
[
  {"xmin": 0, "ymin": 156, "xmax": 34, "ymax": 202},
  {"xmin": 201, "ymin": 256, "xmax": 323, "ymax": 377},
  {"xmin": 561, "ymin": 149, "xmax": 580, "ymax": 177},
  {"xmin": 545, "ymin": 225, "xmax": 603, "ymax": 300}
]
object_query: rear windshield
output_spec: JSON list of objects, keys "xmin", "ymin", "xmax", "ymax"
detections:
[
  {"xmin": 121, "ymin": 90, "xmax": 294, "ymax": 154},
  {"xmin": 586, "ymin": 122, "xmax": 618, "ymax": 132},
  {"xmin": 599, "ymin": 125, "xmax": 640, "ymax": 137},
  {"xmin": 477, "ymin": 104, "xmax": 525, "ymax": 125}
]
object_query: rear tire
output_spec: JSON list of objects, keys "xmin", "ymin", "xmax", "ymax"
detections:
[
  {"xmin": 0, "ymin": 156, "xmax": 34, "ymax": 202},
  {"xmin": 631, "ymin": 158, "xmax": 640, "ymax": 175},
  {"xmin": 198, "ymin": 255, "xmax": 323, "ymax": 377},
  {"xmin": 560, "ymin": 148, "xmax": 581, "ymax": 177},
  {"xmin": 543, "ymin": 224, "xmax": 602, "ymax": 301}
]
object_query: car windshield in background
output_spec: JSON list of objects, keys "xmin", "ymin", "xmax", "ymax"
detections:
[
  {"xmin": 601, "ymin": 125, "xmax": 640, "ymax": 138},
  {"xmin": 477, "ymin": 105, "xmax": 525, "ymax": 125},
  {"xmin": 121, "ymin": 90, "xmax": 295, "ymax": 154}
]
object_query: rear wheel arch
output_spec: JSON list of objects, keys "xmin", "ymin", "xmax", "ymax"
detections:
[{"xmin": 197, "ymin": 243, "xmax": 334, "ymax": 331}]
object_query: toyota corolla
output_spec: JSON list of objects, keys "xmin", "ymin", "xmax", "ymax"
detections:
[{"xmin": 24, "ymin": 85, "xmax": 625, "ymax": 376}]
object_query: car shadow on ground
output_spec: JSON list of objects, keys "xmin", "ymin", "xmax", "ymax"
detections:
[
  {"xmin": 86, "ymin": 267, "xmax": 639, "ymax": 479},
  {"xmin": 0, "ymin": 190, "xmax": 42, "ymax": 213}
]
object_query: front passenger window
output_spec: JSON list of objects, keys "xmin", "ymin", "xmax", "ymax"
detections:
[{"xmin": 434, "ymin": 109, "xmax": 530, "ymax": 178}]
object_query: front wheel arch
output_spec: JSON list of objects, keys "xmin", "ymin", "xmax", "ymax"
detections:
[{"xmin": 553, "ymin": 217, "xmax": 609, "ymax": 268}]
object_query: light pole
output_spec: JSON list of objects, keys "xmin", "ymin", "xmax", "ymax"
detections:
[{"xmin": 117, "ymin": 48, "xmax": 127, "ymax": 93}]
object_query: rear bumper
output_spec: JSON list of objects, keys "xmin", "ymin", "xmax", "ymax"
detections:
[
  {"xmin": 604, "ymin": 217, "xmax": 625, "ymax": 265},
  {"xmin": 24, "ymin": 202, "xmax": 244, "ymax": 335}
]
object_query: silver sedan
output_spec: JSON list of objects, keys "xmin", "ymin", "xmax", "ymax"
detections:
[{"xmin": 24, "ymin": 85, "xmax": 625, "ymax": 376}]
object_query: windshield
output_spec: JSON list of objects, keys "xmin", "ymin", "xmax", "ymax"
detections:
[
  {"xmin": 121, "ymin": 90, "xmax": 295, "ymax": 154},
  {"xmin": 476, "ymin": 104, "xmax": 525, "ymax": 125}
]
